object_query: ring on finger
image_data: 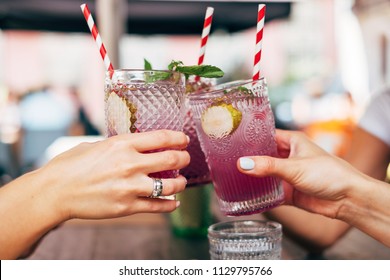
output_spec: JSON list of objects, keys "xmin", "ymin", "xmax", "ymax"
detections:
[{"xmin": 150, "ymin": 178, "xmax": 163, "ymax": 198}]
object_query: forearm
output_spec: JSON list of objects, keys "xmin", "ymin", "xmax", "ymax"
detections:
[
  {"xmin": 0, "ymin": 169, "xmax": 64, "ymax": 259},
  {"xmin": 339, "ymin": 176, "xmax": 390, "ymax": 247},
  {"xmin": 266, "ymin": 206, "xmax": 349, "ymax": 250}
]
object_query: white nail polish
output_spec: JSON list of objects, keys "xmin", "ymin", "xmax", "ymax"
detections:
[{"xmin": 239, "ymin": 157, "xmax": 255, "ymax": 170}]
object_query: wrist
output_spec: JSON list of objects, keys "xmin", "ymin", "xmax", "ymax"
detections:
[
  {"xmin": 0, "ymin": 169, "xmax": 66, "ymax": 259},
  {"xmin": 337, "ymin": 173, "xmax": 371, "ymax": 223},
  {"xmin": 339, "ymin": 175, "xmax": 390, "ymax": 246},
  {"xmin": 27, "ymin": 167, "xmax": 68, "ymax": 226}
]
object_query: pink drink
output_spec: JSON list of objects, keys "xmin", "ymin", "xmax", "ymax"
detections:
[
  {"xmin": 105, "ymin": 70, "xmax": 186, "ymax": 179},
  {"xmin": 179, "ymin": 107, "xmax": 210, "ymax": 183},
  {"xmin": 180, "ymin": 78, "xmax": 214, "ymax": 185},
  {"xmin": 170, "ymin": 78, "xmax": 214, "ymax": 237},
  {"xmin": 189, "ymin": 78, "xmax": 284, "ymax": 216}
]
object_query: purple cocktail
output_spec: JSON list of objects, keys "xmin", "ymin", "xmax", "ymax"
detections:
[
  {"xmin": 170, "ymin": 78, "xmax": 214, "ymax": 237},
  {"xmin": 105, "ymin": 69, "xmax": 186, "ymax": 179},
  {"xmin": 189, "ymin": 78, "xmax": 284, "ymax": 216},
  {"xmin": 180, "ymin": 78, "xmax": 214, "ymax": 185}
]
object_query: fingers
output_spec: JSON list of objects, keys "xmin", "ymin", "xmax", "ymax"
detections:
[
  {"xmin": 133, "ymin": 198, "xmax": 180, "ymax": 213},
  {"xmin": 139, "ymin": 149, "xmax": 190, "ymax": 174},
  {"xmin": 124, "ymin": 176, "xmax": 186, "ymax": 214},
  {"xmin": 237, "ymin": 156, "xmax": 294, "ymax": 181},
  {"xmin": 119, "ymin": 130, "xmax": 190, "ymax": 152},
  {"xmin": 275, "ymin": 129, "xmax": 328, "ymax": 158},
  {"xmin": 237, "ymin": 156, "xmax": 277, "ymax": 177},
  {"xmin": 274, "ymin": 129, "xmax": 293, "ymax": 158},
  {"xmin": 275, "ymin": 129, "xmax": 309, "ymax": 157},
  {"xmin": 275, "ymin": 129, "xmax": 293, "ymax": 148},
  {"xmin": 137, "ymin": 175, "xmax": 187, "ymax": 197},
  {"xmin": 281, "ymin": 180, "xmax": 295, "ymax": 206}
]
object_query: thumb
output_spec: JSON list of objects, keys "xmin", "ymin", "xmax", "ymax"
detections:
[
  {"xmin": 237, "ymin": 156, "xmax": 296, "ymax": 181},
  {"xmin": 237, "ymin": 156, "xmax": 299, "ymax": 206}
]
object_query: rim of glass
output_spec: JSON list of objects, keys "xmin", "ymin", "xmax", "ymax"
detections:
[
  {"xmin": 107, "ymin": 69, "xmax": 179, "ymax": 73},
  {"xmin": 189, "ymin": 77, "xmax": 266, "ymax": 100},
  {"xmin": 208, "ymin": 220, "xmax": 281, "ymax": 237},
  {"xmin": 106, "ymin": 68, "xmax": 184, "ymax": 76},
  {"xmin": 106, "ymin": 69, "xmax": 184, "ymax": 78},
  {"xmin": 105, "ymin": 69, "xmax": 185, "ymax": 85}
]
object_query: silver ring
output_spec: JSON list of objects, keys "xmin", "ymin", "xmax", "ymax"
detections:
[{"xmin": 150, "ymin": 178, "xmax": 163, "ymax": 198}]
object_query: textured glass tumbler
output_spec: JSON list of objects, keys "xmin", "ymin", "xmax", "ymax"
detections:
[
  {"xmin": 170, "ymin": 78, "xmax": 215, "ymax": 238},
  {"xmin": 179, "ymin": 98, "xmax": 211, "ymax": 185},
  {"xmin": 105, "ymin": 69, "xmax": 186, "ymax": 179},
  {"xmin": 189, "ymin": 78, "xmax": 284, "ymax": 216},
  {"xmin": 208, "ymin": 220, "xmax": 282, "ymax": 260}
]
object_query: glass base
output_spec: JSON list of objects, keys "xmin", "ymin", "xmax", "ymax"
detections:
[
  {"xmin": 209, "ymin": 241, "xmax": 282, "ymax": 260},
  {"xmin": 218, "ymin": 189, "xmax": 284, "ymax": 216},
  {"xmin": 208, "ymin": 220, "xmax": 282, "ymax": 260}
]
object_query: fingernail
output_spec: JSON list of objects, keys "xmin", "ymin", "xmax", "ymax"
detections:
[
  {"xmin": 176, "ymin": 200, "xmax": 181, "ymax": 208},
  {"xmin": 186, "ymin": 135, "xmax": 190, "ymax": 143},
  {"xmin": 239, "ymin": 157, "xmax": 255, "ymax": 170}
]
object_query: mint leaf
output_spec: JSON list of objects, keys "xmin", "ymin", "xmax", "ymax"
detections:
[
  {"xmin": 168, "ymin": 60, "xmax": 224, "ymax": 78},
  {"xmin": 237, "ymin": 86, "xmax": 253, "ymax": 95},
  {"xmin": 176, "ymin": 65, "xmax": 224, "ymax": 78},
  {"xmin": 145, "ymin": 60, "xmax": 224, "ymax": 82},
  {"xmin": 144, "ymin": 58, "xmax": 171, "ymax": 82},
  {"xmin": 144, "ymin": 58, "xmax": 152, "ymax": 70},
  {"xmin": 168, "ymin": 60, "xmax": 184, "ymax": 71},
  {"xmin": 223, "ymin": 86, "xmax": 254, "ymax": 96},
  {"xmin": 144, "ymin": 72, "xmax": 171, "ymax": 83}
]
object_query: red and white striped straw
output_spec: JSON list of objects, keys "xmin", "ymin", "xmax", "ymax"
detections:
[
  {"xmin": 195, "ymin": 7, "xmax": 214, "ymax": 81},
  {"xmin": 252, "ymin": 4, "xmax": 266, "ymax": 81},
  {"xmin": 80, "ymin": 3, "xmax": 114, "ymax": 72}
]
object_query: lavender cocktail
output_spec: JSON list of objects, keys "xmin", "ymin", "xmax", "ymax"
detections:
[{"xmin": 189, "ymin": 78, "xmax": 284, "ymax": 216}]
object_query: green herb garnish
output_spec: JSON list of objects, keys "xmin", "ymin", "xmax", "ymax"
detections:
[
  {"xmin": 143, "ymin": 58, "xmax": 171, "ymax": 82},
  {"xmin": 223, "ymin": 86, "xmax": 254, "ymax": 96},
  {"xmin": 168, "ymin": 60, "xmax": 224, "ymax": 80},
  {"xmin": 144, "ymin": 58, "xmax": 153, "ymax": 70},
  {"xmin": 237, "ymin": 86, "xmax": 253, "ymax": 95},
  {"xmin": 144, "ymin": 59, "xmax": 224, "ymax": 82}
]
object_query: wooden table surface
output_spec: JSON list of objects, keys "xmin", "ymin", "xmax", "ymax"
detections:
[
  {"xmin": 27, "ymin": 214, "xmax": 211, "ymax": 260},
  {"xmin": 25, "ymin": 136, "xmax": 390, "ymax": 260},
  {"xmin": 26, "ymin": 209, "xmax": 390, "ymax": 260}
]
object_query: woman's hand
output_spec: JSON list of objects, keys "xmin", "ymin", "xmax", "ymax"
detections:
[
  {"xmin": 0, "ymin": 130, "xmax": 190, "ymax": 259},
  {"xmin": 237, "ymin": 129, "xmax": 367, "ymax": 219},
  {"xmin": 237, "ymin": 129, "xmax": 390, "ymax": 247},
  {"xmin": 39, "ymin": 130, "xmax": 190, "ymax": 221}
]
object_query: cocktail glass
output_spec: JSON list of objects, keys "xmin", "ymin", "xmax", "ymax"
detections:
[
  {"xmin": 208, "ymin": 220, "xmax": 282, "ymax": 260},
  {"xmin": 189, "ymin": 78, "xmax": 284, "ymax": 216},
  {"xmin": 180, "ymin": 77, "xmax": 215, "ymax": 185},
  {"xmin": 169, "ymin": 77, "xmax": 214, "ymax": 237},
  {"xmin": 105, "ymin": 69, "xmax": 186, "ymax": 179}
]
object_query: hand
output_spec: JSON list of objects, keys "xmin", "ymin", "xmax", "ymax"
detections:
[
  {"xmin": 38, "ymin": 130, "xmax": 190, "ymax": 222},
  {"xmin": 237, "ymin": 129, "xmax": 368, "ymax": 219}
]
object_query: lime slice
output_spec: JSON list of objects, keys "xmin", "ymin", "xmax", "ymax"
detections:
[
  {"xmin": 201, "ymin": 103, "xmax": 242, "ymax": 138},
  {"xmin": 106, "ymin": 91, "xmax": 136, "ymax": 134}
]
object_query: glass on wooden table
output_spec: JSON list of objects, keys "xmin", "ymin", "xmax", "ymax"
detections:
[{"xmin": 208, "ymin": 220, "xmax": 282, "ymax": 260}]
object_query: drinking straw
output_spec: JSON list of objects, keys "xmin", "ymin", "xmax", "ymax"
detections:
[
  {"xmin": 252, "ymin": 4, "xmax": 266, "ymax": 81},
  {"xmin": 195, "ymin": 6, "xmax": 214, "ymax": 82},
  {"xmin": 80, "ymin": 3, "xmax": 114, "ymax": 71}
]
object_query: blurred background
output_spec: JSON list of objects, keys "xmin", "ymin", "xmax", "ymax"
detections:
[{"xmin": 0, "ymin": 0, "xmax": 389, "ymax": 180}]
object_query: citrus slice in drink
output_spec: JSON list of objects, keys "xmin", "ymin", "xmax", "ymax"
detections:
[
  {"xmin": 106, "ymin": 91, "xmax": 137, "ymax": 134},
  {"xmin": 201, "ymin": 103, "xmax": 242, "ymax": 139}
]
